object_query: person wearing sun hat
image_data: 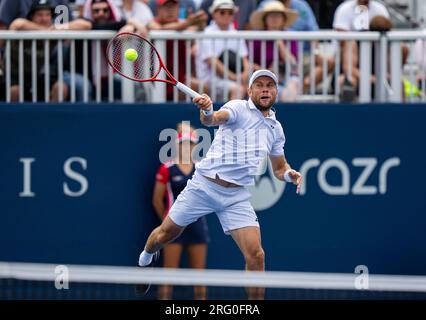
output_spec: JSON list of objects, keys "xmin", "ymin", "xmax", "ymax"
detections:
[
  {"xmin": 249, "ymin": 0, "xmax": 298, "ymax": 30},
  {"xmin": 249, "ymin": 1, "xmax": 300, "ymax": 101},
  {"xmin": 195, "ymin": 0, "xmax": 251, "ymax": 100}
]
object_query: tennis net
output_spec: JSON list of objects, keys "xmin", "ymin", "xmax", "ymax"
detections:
[{"xmin": 1, "ymin": 261, "xmax": 426, "ymax": 300}]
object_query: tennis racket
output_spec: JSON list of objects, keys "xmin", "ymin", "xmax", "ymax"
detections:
[{"xmin": 106, "ymin": 32, "xmax": 201, "ymax": 99}]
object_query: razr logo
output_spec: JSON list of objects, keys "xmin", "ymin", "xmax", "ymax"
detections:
[{"xmin": 249, "ymin": 157, "xmax": 400, "ymax": 210}]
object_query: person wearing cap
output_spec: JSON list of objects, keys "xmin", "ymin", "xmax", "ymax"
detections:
[
  {"xmin": 199, "ymin": 0, "xmax": 258, "ymax": 30},
  {"xmin": 138, "ymin": 70, "xmax": 302, "ymax": 300},
  {"xmin": 151, "ymin": 122, "xmax": 209, "ymax": 300},
  {"xmin": 333, "ymin": 0, "xmax": 390, "ymax": 95},
  {"xmin": 76, "ymin": 0, "xmax": 149, "ymax": 101},
  {"xmin": 249, "ymin": 1, "xmax": 300, "ymax": 101},
  {"xmin": 148, "ymin": 0, "xmax": 207, "ymax": 31},
  {"xmin": 0, "ymin": 0, "xmax": 71, "ymax": 30},
  {"xmin": 196, "ymin": 0, "xmax": 250, "ymax": 101},
  {"xmin": 148, "ymin": 0, "xmax": 197, "ymax": 19},
  {"xmin": 7, "ymin": 0, "xmax": 91, "ymax": 102}
]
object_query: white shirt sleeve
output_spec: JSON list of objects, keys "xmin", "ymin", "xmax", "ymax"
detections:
[
  {"xmin": 270, "ymin": 126, "xmax": 286, "ymax": 157},
  {"xmin": 333, "ymin": 2, "xmax": 352, "ymax": 31},
  {"xmin": 219, "ymin": 100, "xmax": 241, "ymax": 125}
]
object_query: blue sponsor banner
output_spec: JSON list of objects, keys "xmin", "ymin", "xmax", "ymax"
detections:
[{"xmin": 0, "ymin": 103, "xmax": 425, "ymax": 275}]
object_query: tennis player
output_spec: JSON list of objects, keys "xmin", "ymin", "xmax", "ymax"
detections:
[{"xmin": 138, "ymin": 69, "xmax": 302, "ymax": 299}]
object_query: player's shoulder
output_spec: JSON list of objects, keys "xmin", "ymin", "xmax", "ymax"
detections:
[{"xmin": 220, "ymin": 99, "xmax": 248, "ymax": 110}]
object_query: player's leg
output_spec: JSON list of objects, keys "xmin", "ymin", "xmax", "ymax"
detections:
[
  {"xmin": 139, "ymin": 216, "xmax": 184, "ymax": 266},
  {"xmin": 158, "ymin": 243, "xmax": 183, "ymax": 300},
  {"xmin": 229, "ymin": 226, "xmax": 265, "ymax": 300},
  {"xmin": 187, "ymin": 243, "xmax": 208, "ymax": 300},
  {"xmin": 215, "ymin": 187, "xmax": 264, "ymax": 299},
  {"xmin": 136, "ymin": 217, "xmax": 184, "ymax": 296}
]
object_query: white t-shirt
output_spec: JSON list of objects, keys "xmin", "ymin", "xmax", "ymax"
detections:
[
  {"xmin": 196, "ymin": 21, "xmax": 248, "ymax": 82},
  {"xmin": 333, "ymin": 0, "xmax": 390, "ymax": 31},
  {"xmin": 77, "ymin": 0, "xmax": 153, "ymax": 25},
  {"xmin": 195, "ymin": 98, "xmax": 285, "ymax": 186},
  {"xmin": 120, "ymin": 1, "xmax": 153, "ymax": 25}
]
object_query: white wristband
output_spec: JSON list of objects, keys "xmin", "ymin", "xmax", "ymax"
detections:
[
  {"xmin": 284, "ymin": 169, "xmax": 295, "ymax": 183},
  {"xmin": 202, "ymin": 107, "xmax": 214, "ymax": 116}
]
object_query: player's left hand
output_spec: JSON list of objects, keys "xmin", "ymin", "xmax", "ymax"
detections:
[
  {"xmin": 288, "ymin": 170, "xmax": 302, "ymax": 194},
  {"xmin": 193, "ymin": 94, "xmax": 213, "ymax": 112}
]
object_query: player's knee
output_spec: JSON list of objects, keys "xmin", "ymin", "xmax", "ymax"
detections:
[{"xmin": 246, "ymin": 247, "xmax": 265, "ymax": 266}]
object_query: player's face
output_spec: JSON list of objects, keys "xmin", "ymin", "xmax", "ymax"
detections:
[
  {"xmin": 32, "ymin": 9, "xmax": 53, "ymax": 27},
  {"xmin": 248, "ymin": 76, "xmax": 278, "ymax": 111},
  {"xmin": 158, "ymin": 1, "xmax": 179, "ymax": 23},
  {"xmin": 92, "ymin": 3, "xmax": 111, "ymax": 23}
]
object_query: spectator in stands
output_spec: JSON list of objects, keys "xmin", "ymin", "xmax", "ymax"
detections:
[
  {"xmin": 414, "ymin": 37, "xmax": 426, "ymax": 93},
  {"xmin": 0, "ymin": 0, "xmax": 72, "ymax": 29},
  {"xmin": 76, "ymin": 0, "xmax": 155, "ymax": 24},
  {"xmin": 249, "ymin": 1, "xmax": 300, "ymax": 101},
  {"xmin": 282, "ymin": 0, "xmax": 336, "ymax": 93},
  {"xmin": 369, "ymin": 15, "xmax": 416, "ymax": 101},
  {"xmin": 147, "ymin": 0, "xmax": 207, "ymax": 101},
  {"xmin": 119, "ymin": 0, "xmax": 155, "ymax": 25},
  {"xmin": 7, "ymin": 0, "xmax": 91, "ymax": 102},
  {"xmin": 254, "ymin": 0, "xmax": 335, "ymax": 95},
  {"xmin": 333, "ymin": 0, "xmax": 390, "ymax": 92},
  {"xmin": 81, "ymin": 0, "xmax": 148, "ymax": 100},
  {"xmin": 199, "ymin": 0, "xmax": 257, "ymax": 30},
  {"xmin": 152, "ymin": 122, "xmax": 210, "ymax": 300},
  {"xmin": 75, "ymin": 0, "xmax": 122, "ymax": 17},
  {"xmin": 148, "ymin": 0, "xmax": 196, "ymax": 19},
  {"xmin": 305, "ymin": 0, "xmax": 343, "ymax": 29},
  {"xmin": 196, "ymin": 0, "xmax": 249, "ymax": 101}
]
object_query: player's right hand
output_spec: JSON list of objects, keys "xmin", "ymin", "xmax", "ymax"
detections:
[{"xmin": 193, "ymin": 94, "xmax": 212, "ymax": 112}]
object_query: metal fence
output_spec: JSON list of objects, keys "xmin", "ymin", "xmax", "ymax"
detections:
[{"xmin": 0, "ymin": 29, "xmax": 425, "ymax": 103}]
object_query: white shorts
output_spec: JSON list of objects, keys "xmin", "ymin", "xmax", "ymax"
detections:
[{"xmin": 168, "ymin": 171, "xmax": 259, "ymax": 235}]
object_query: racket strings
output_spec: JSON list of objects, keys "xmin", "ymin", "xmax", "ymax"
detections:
[{"xmin": 108, "ymin": 33, "xmax": 160, "ymax": 81}]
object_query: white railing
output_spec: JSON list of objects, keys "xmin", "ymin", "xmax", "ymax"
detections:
[{"xmin": 0, "ymin": 29, "xmax": 425, "ymax": 103}]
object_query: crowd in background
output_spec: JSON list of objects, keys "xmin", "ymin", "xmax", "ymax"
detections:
[{"xmin": 0, "ymin": 0, "xmax": 424, "ymax": 102}]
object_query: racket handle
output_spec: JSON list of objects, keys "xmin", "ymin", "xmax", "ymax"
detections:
[{"xmin": 176, "ymin": 82, "xmax": 201, "ymax": 99}]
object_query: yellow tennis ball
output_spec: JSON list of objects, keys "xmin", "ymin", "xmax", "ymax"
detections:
[{"xmin": 124, "ymin": 48, "xmax": 138, "ymax": 62}]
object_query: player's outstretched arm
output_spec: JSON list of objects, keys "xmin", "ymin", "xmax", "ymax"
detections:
[
  {"xmin": 193, "ymin": 94, "xmax": 230, "ymax": 127},
  {"xmin": 270, "ymin": 155, "xmax": 302, "ymax": 194}
]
